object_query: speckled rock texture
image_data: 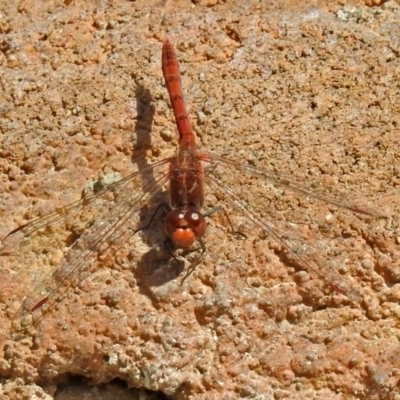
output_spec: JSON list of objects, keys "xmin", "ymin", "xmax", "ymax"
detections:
[{"xmin": 0, "ymin": 0, "xmax": 399, "ymax": 399}]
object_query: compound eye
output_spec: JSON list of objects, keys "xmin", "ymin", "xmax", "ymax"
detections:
[
  {"xmin": 164, "ymin": 208, "xmax": 207, "ymax": 248},
  {"xmin": 184, "ymin": 210, "xmax": 206, "ymax": 238},
  {"xmin": 164, "ymin": 209, "xmax": 184, "ymax": 237}
]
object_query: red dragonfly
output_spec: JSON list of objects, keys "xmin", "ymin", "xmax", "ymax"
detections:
[{"xmin": 0, "ymin": 39, "xmax": 378, "ymax": 322}]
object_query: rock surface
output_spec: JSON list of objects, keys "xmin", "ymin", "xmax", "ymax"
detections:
[{"xmin": 0, "ymin": 0, "xmax": 399, "ymax": 399}]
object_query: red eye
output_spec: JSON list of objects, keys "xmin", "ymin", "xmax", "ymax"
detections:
[{"xmin": 164, "ymin": 208, "xmax": 207, "ymax": 248}]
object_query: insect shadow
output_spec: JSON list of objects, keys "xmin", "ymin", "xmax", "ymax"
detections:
[{"xmin": 130, "ymin": 84, "xmax": 187, "ymax": 290}]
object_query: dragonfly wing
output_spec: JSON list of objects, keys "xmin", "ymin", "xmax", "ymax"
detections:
[
  {"xmin": 204, "ymin": 162, "xmax": 363, "ymax": 302},
  {"xmin": 203, "ymin": 151, "xmax": 383, "ymax": 218},
  {"xmin": 1, "ymin": 159, "xmax": 170, "ymax": 320}
]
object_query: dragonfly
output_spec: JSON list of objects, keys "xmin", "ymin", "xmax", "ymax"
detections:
[{"xmin": 0, "ymin": 38, "xmax": 379, "ymax": 324}]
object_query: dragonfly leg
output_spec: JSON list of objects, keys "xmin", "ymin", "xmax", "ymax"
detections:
[{"xmin": 133, "ymin": 201, "xmax": 171, "ymax": 235}]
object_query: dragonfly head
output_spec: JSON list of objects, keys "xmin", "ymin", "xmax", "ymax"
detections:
[{"xmin": 164, "ymin": 208, "xmax": 206, "ymax": 248}]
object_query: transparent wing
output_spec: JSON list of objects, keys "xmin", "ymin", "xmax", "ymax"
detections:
[
  {"xmin": 0, "ymin": 158, "xmax": 170, "ymax": 320},
  {"xmin": 202, "ymin": 151, "xmax": 382, "ymax": 301},
  {"xmin": 204, "ymin": 151, "xmax": 382, "ymax": 218}
]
